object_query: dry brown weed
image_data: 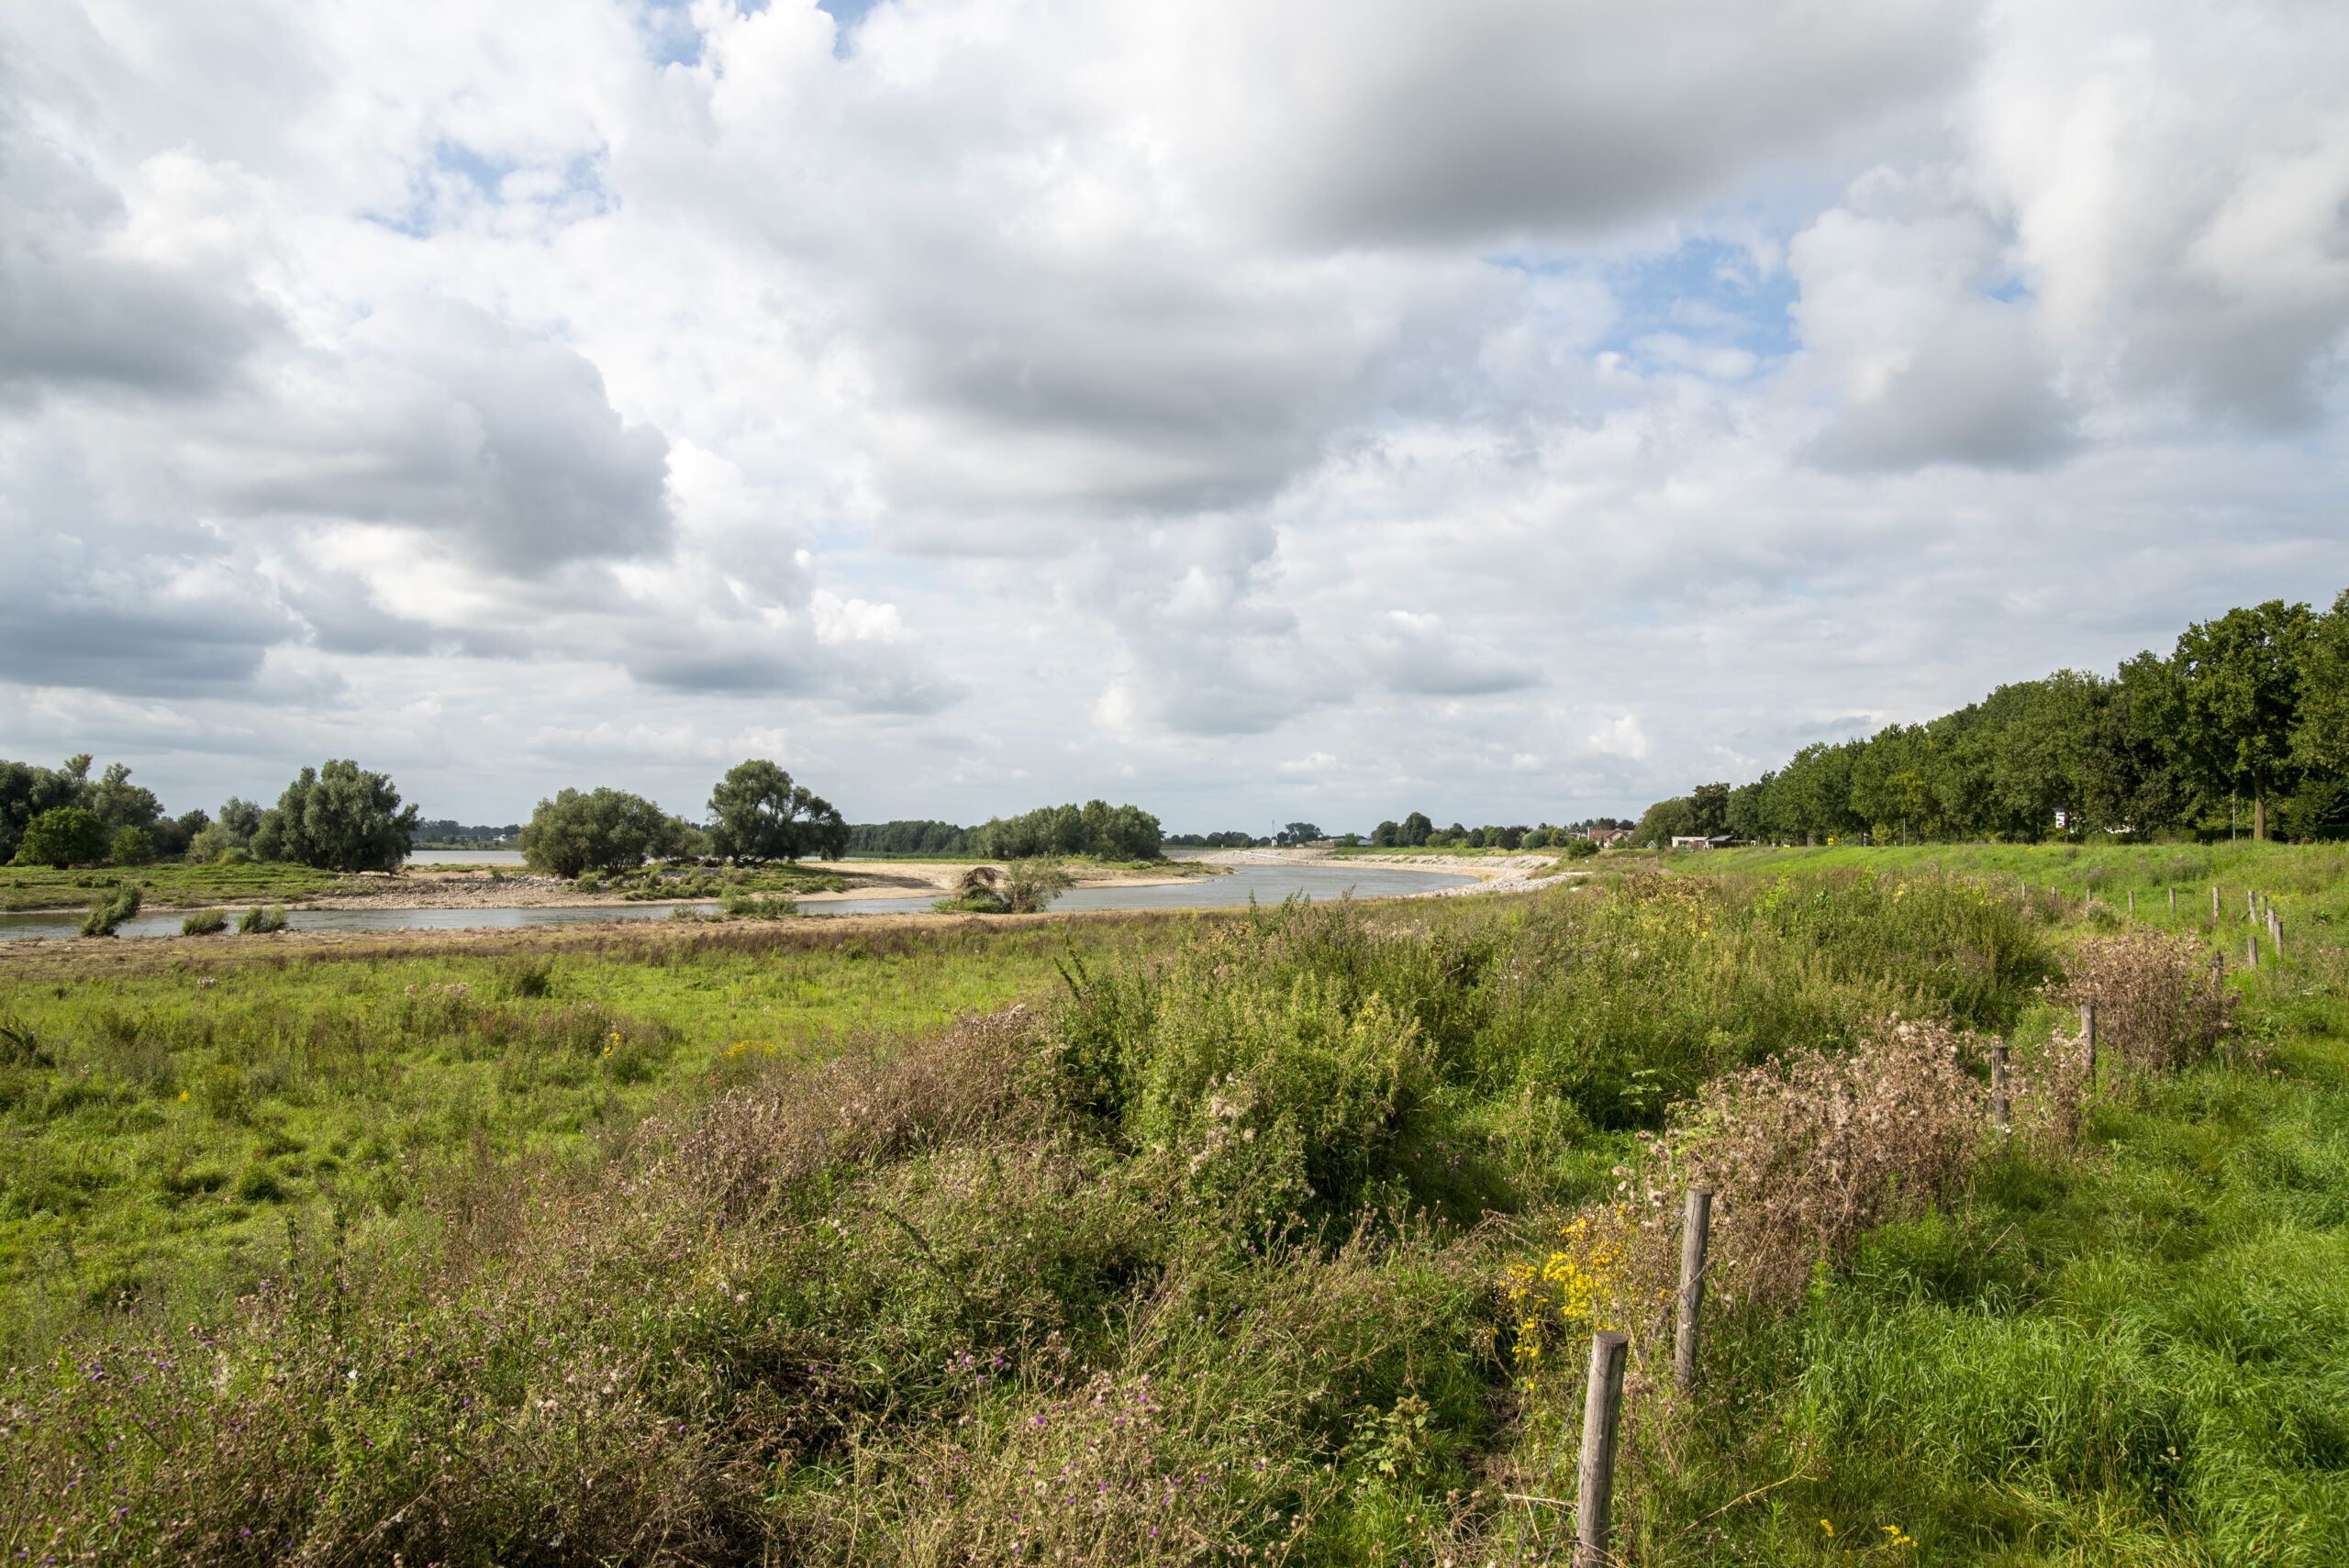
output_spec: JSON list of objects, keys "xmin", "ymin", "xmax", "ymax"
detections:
[
  {"xmin": 1668, "ymin": 1019, "xmax": 1990, "ymax": 1309},
  {"xmin": 2047, "ymin": 929, "xmax": 2234, "ymax": 1075}
]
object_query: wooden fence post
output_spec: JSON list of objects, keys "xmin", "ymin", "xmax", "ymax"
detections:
[
  {"xmin": 2080, "ymin": 1003, "xmax": 2097, "ymax": 1077},
  {"xmin": 2246, "ymin": 935, "xmax": 2258, "ymax": 970},
  {"xmin": 1575, "ymin": 1331, "xmax": 1630, "ymax": 1568},
  {"xmin": 2270, "ymin": 908, "xmax": 2282, "ymax": 959},
  {"xmin": 1675, "ymin": 1189, "xmax": 1712, "ymax": 1393},
  {"xmin": 2128, "ymin": 890, "xmax": 2135, "ymax": 914},
  {"xmin": 2169, "ymin": 886, "xmax": 2176, "ymax": 914},
  {"xmin": 2211, "ymin": 886, "xmax": 2220, "ymax": 918},
  {"xmin": 1992, "ymin": 1040, "xmax": 2010, "ymax": 1131}
]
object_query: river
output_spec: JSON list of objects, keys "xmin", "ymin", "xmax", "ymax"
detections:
[{"xmin": 0, "ymin": 863, "xmax": 1477, "ymax": 941}]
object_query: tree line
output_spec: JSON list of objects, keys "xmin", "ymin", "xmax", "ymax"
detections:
[
  {"xmin": 2, "ymin": 756, "xmax": 421, "ymax": 873},
  {"xmin": 846, "ymin": 803, "xmax": 1163, "ymax": 861},
  {"xmin": 1633, "ymin": 591, "xmax": 2349, "ymax": 847},
  {"xmin": 1368, "ymin": 814, "xmax": 1631, "ymax": 850},
  {"xmin": 1, "ymin": 754, "xmax": 858, "ymax": 880}
]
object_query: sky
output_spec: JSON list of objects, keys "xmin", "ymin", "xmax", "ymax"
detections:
[{"xmin": 4, "ymin": 0, "xmax": 2347, "ymax": 836}]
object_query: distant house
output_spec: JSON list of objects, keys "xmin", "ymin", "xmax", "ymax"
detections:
[
  {"xmin": 1585, "ymin": 828, "xmax": 1631, "ymax": 847},
  {"xmin": 1670, "ymin": 835, "xmax": 1740, "ymax": 851}
]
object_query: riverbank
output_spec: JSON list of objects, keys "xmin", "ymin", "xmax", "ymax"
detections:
[{"xmin": 0, "ymin": 855, "xmax": 1222, "ymax": 916}]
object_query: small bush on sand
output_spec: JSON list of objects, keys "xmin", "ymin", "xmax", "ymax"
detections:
[{"xmin": 236, "ymin": 904, "xmax": 286, "ymax": 934}]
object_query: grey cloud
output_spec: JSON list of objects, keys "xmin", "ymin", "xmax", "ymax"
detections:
[
  {"xmin": 201, "ymin": 300, "xmax": 673, "ymax": 573},
  {"xmin": 0, "ymin": 537, "xmax": 298, "ymax": 696},
  {"xmin": 1210, "ymin": 0, "xmax": 1976, "ymax": 244},
  {"xmin": 1364, "ymin": 611, "xmax": 1542, "ymax": 695},
  {"xmin": 1802, "ymin": 315, "xmax": 2075, "ymax": 471},
  {"xmin": 0, "ymin": 121, "xmax": 271, "ymax": 398}
]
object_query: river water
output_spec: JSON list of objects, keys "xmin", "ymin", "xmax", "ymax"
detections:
[{"xmin": 0, "ymin": 863, "xmax": 1476, "ymax": 942}]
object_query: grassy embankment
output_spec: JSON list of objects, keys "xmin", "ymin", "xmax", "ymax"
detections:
[
  {"xmin": 1, "ymin": 862, "xmax": 341, "ymax": 914},
  {"xmin": 0, "ymin": 846, "xmax": 2343, "ymax": 1562}
]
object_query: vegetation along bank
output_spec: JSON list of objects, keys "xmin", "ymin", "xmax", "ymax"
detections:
[{"xmin": 1, "ymin": 838, "xmax": 2343, "ymax": 1562}]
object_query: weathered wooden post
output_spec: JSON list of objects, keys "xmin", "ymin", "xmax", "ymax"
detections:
[
  {"xmin": 1675, "ymin": 1188, "xmax": 1712, "ymax": 1392},
  {"xmin": 2128, "ymin": 890, "xmax": 2136, "ymax": 915},
  {"xmin": 2169, "ymin": 886, "xmax": 2176, "ymax": 915},
  {"xmin": 1992, "ymin": 1039, "xmax": 2010, "ymax": 1132},
  {"xmin": 1575, "ymin": 1331, "xmax": 1630, "ymax": 1568},
  {"xmin": 2246, "ymin": 935, "xmax": 2258, "ymax": 970},
  {"xmin": 2270, "ymin": 907, "xmax": 2282, "ymax": 959},
  {"xmin": 2080, "ymin": 1002, "xmax": 2098, "ymax": 1078},
  {"xmin": 2212, "ymin": 886, "xmax": 2221, "ymax": 918}
]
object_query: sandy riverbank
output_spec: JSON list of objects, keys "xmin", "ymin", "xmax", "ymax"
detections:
[{"xmin": 267, "ymin": 858, "xmax": 1217, "ymax": 912}]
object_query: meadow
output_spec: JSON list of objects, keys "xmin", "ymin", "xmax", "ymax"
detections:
[
  {"xmin": 0, "ymin": 860, "xmax": 340, "ymax": 913},
  {"xmin": 0, "ymin": 845, "xmax": 2341, "ymax": 1564}
]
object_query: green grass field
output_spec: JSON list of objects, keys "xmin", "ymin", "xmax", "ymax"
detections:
[
  {"xmin": 0, "ymin": 860, "xmax": 343, "ymax": 912},
  {"xmin": 0, "ymin": 847, "xmax": 2340, "ymax": 1563}
]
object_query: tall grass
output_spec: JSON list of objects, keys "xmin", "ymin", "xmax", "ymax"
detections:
[{"xmin": 0, "ymin": 852, "xmax": 2342, "ymax": 1563}]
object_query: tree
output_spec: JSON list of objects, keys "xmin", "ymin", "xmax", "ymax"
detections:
[
  {"xmin": 2296, "ymin": 588, "xmax": 2349, "ymax": 778},
  {"xmin": 1633, "ymin": 796, "xmax": 1698, "ymax": 847},
  {"xmin": 2127, "ymin": 601, "xmax": 2315, "ymax": 840},
  {"xmin": 1688, "ymin": 782, "xmax": 1731, "ymax": 838},
  {"xmin": 0, "ymin": 754, "xmax": 96, "ymax": 863},
  {"xmin": 1400, "ymin": 811, "xmax": 1433, "ymax": 848},
  {"xmin": 92, "ymin": 763, "xmax": 162, "ymax": 835},
  {"xmin": 110, "ymin": 826, "xmax": 154, "ymax": 865},
  {"xmin": 253, "ymin": 760, "xmax": 422, "ymax": 873},
  {"xmin": 16, "ymin": 806, "xmax": 109, "ymax": 867},
  {"xmin": 707, "ymin": 761, "xmax": 848, "ymax": 865},
  {"xmin": 520, "ymin": 788, "xmax": 691, "ymax": 878},
  {"xmin": 1276, "ymin": 822, "xmax": 1323, "ymax": 847}
]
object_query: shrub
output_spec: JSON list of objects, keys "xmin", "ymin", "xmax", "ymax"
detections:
[
  {"xmin": 521, "ymin": 786, "xmax": 691, "ymax": 877},
  {"xmin": 2047, "ymin": 929, "xmax": 2235, "ymax": 1074},
  {"xmin": 109, "ymin": 825, "xmax": 153, "ymax": 865},
  {"xmin": 79, "ymin": 884, "xmax": 141, "ymax": 937},
  {"xmin": 1119, "ymin": 928, "xmax": 1442, "ymax": 1218},
  {"xmin": 1564, "ymin": 836, "xmax": 1600, "ymax": 860},
  {"xmin": 1670, "ymin": 1019, "xmax": 1992, "ymax": 1309},
  {"xmin": 181, "ymin": 909, "xmax": 228, "ymax": 936},
  {"xmin": 1003, "ymin": 857, "xmax": 1074, "ymax": 913},
  {"xmin": 14, "ymin": 806, "xmax": 108, "ymax": 868},
  {"xmin": 237, "ymin": 905, "xmax": 287, "ymax": 934},
  {"xmin": 719, "ymin": 889, "xmax": 797, "ymax": 918},
  {"xmin": 217, "ymin": 845, "xmax": 250, "ymax": 866}
]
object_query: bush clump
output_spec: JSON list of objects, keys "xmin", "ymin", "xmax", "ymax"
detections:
[
  {"xmin": 181, "ymin": 909, "xmax": 228, "ymax": 936},
  {"xmin": 2048, "ymin": 929, "xmax": 2235, "ymax": 1073},
  {"xmin": 1669, "ymin": 1018, "xmax": 1993, "ymax": 1308},
  {"xmin": 237, "ymin": 905, "xmax": 287, "ymax": 934},
  {"xmin": 79, "ymin": 884, "xmax": 140, "ymax": 938}
]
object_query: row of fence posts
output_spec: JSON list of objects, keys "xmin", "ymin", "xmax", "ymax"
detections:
[
  {"xmin": 2025, "ymin": 877, "xmax": 2286, "ymax": 970},
  {"xmin": 1564, "ymin": 1005, "xmax": 2110, "ymax": 1562},
  {"xmin": 1559, "ymin": 1188, "xmax": 1711, "ymax": 1567},
  {"xmin": 1561, "ymin": 873, "xmax": 2293, "ymax": 1559}
]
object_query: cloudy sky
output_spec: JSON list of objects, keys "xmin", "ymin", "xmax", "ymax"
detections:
[{"xmin": 4, "ymin": 0, "xmax": 2346, "ymax": 833}]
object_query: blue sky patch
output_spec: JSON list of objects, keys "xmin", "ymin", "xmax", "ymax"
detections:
[
  {"xmin": 818, "ymin": 0, "xmax": 884, "ymax": 56},
  {"xmin": 1600, "ymin": 238, "xmax": 1799, "ymax": 362},
  {"xmin": 636, "ymin": 0, "xmax": 704, "ymax": 68}
]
